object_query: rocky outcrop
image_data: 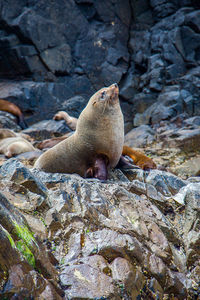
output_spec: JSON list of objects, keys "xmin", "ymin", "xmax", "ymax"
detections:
[
  {"xmin": 0, "ymin": 189, "xmax": 62, "ymax": 299},
  {"xmin": 0, "ymin": 158, "xmax": 199, "ymax": 298},
  {"xmin": 0, "ymin": 1, "xmax": 199, "ymax": 130}
]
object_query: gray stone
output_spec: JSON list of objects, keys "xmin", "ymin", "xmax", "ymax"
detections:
[
  {"xmin": 162, "ymin": 128, "xmax": 200, "ymax": 151},
  {"xmin": 145, "ymin": 170, "xmax": 187, "ymax": 196},
  {"xmin": 0, "ymin": 158, "xmax": 47, "ymax": 197},
  {"xmin": 60, "ymin": 263, "xmax": 117, "ymax": 299},
  {"xmin": 40, "ymin": 44, "xmax": 72, "ymax": 74},
  {"xmin": 0, "ymin": 191, "xmax": 60, "ymax": 299},
  {"xmin": 22, "ymin": 119, "xmax": 72, "ymax": 140},
  {"xmin": 0, "ymin": 111, "xmax": 21, "ymax": 131},
  {"xmin": 184, "ymin": 116, "xmax": 200, "ymax": 127},
  {"xmin": 61, "ymin": 95, "xmax": 88, "ymax": 118},
  {"xmin": 173, "ymin": 156, "xmax": 200, "ymax": 178},
  {"xmin": 125, "ymin": 125, "xmax": 156, "ymax": 147}
]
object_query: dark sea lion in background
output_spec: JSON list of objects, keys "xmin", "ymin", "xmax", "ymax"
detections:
[
  {"xmin": 53, "ymin": 111, "xmax": 77, "ymax": 131},
  {"xmin": 35, "ymin": 84, "xmax": 124, "ymax": 179},
  {"xmin": 0, "ymin": 99, "xmax": 28, "ymax": 129}
]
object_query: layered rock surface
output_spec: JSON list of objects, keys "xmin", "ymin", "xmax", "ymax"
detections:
[{"xmin": 0, "ymin": 157, "xmax": 199, "ymax": 299}]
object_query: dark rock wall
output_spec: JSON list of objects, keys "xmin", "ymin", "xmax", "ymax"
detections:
[{"xmin": 0, "ymin": 0, "xmax": 200, "ymax": 127}]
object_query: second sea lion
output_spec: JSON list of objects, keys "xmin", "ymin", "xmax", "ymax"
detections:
[
  {"xmin": 35, "ymin": 84, "xmax": 124, "ymax": 179},
  {"xmin": 122, "ymin": 145, "xmax": 157, "ymax": 170},
  {"xmin": 53, "ymin": 111, "xmax": 77, "ymax": 131},
  {"xmin": 0, "ymin": 137, "xmax": 35, "ymax": 158},
  {"xmin": 0, "ymin": 99, "xmax": 27, "ymax": 129}
]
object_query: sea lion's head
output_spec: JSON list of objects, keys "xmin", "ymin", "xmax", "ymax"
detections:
[
  {"xmin": 90, "ymin": 83, "xmax": 119, "ymax": 111},
  {"xmin": 76, "ymin": 83, "xmax": 123, "ymax": 139}
]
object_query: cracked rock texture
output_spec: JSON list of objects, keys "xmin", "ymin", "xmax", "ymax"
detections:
[{"xmin": 0, "ymin": 159, "xmax": 199, "ymax": 299}]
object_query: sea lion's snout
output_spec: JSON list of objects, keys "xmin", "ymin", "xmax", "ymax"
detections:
[
  {"xmin": 110, "ymin": 83, "xmax": 118, "ymax": 90},
  {"xmin": 108, "ymin": 83, "xmax": 119, "ymax": 102}
]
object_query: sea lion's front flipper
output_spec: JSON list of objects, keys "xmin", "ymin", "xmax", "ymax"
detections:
[
  {"xmin": 18, "ymin": 115, "xmax": 28, "ymax": 129},
  {"xmin": 85, "ymin": 154, "xmax": 108, "ymax": 180},
  {"xmin": 116, "ymin": 155, "xmax": 139, "ymax": 169}
]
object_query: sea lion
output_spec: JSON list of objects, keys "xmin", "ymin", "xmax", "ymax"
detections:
[
  {"xmin": 0, "ymin": 99, "xmax": 27, "ymax": 129},
  {"xmin": 36, "ymin": 133, "xmax": 72, "ymax": 150},
  {"xmin": 0, "ymin": 137, "xmax": 35, "ymax": 158},
  {"xmin": 0, "ymin": 128, "xmax": 33, "ymax": 142},
  {"xmin": 35, "ymin": 83, "xmax": 124, "ymax": 179},
  {"xmin": 0, "ymin": 128, "xmax": 17, "ymax": 139},
  {"xmin": 122, "ymin": 145, "xmax": 157, "ymax": 170},
  {"xmin": 53, "ymin": 111, "xmax": 77, "ymax": 131},
  {"xmin": 52, "ymin": 111, "xmax": 157, "ymax": 171}
]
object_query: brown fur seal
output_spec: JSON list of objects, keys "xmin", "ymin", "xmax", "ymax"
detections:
[
  {"xmin": 122, "ymin": 145, "xmax": 157, "ymax": 170},
  {"xmin": 35, "ymin": 84, "xmax": 124, "ymax": 179},
  {"xmin": 0, "ymin": 128, "xmax": 33, "ymax": 142},
  {"xmin": 0, "ymin": 137, "xmax": 35, "ymax": 158},
  {"xmin": 36, "ymin": 133, "xmax": 72, "ymax": 150},
  {"xmin": 0, "ymin": 99, "xmax": 27, "ymax": 129},
  {"xmin": 53, "ymin": 111, "xmax": 77, "ymax": 131},
  {"xmin": 0, "ymin": 128, "xmax": 17, "ymax": 139}
]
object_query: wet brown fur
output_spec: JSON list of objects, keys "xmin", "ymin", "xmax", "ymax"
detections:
[{"xmin": 0, "ymin": 99, "xmax": 27, "ymax": 129}]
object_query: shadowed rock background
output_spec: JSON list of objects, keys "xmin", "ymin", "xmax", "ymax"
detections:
[
  {"xmin": 0, "ymin": 0, "xmax": 199, "ymax": 126},
  {"xmin": 0, "ymin": 0, "xmax": 200, "ymax": 299}
]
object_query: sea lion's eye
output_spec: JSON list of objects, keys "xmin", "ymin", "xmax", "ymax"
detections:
[{"xmin": 100, "ymin": 91, "xmax": 106, "ymax": 100}]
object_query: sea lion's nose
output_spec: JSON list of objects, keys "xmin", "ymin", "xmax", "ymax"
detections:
[{"xmin": 114, "ymin": 83, "xmax": 118, "ymax": 88}]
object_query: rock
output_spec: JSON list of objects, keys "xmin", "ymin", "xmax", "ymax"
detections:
[
  {"xmin": 0, "ymin": 158, "xmax": 47, "ymax": 197},
  {"xmin": 181, "ymin": 26, "xmax": 200, "ymax": 63},
  {"xmin": 0, "ymin": 191, "xmax": 61, "ymax": 299},
  {"xmin": 183, "ymin": 183, "xmax": 200, "ymax": 233},
  {"xmin": 184, "ymin": 116, "xmax": 200, "ymax": 127},
  {"xmin": 110, "ymin": 257, "xmax": 146, "ymax": 299},
  {"xmin": 0, "ymin": 79, "xmax": 94, "ymax": 125},
  {"xmin": 61, "ymin": 95, "xmax": 88, "ymax": 118},
  {"xmin": 60, "ymin": 263, "xmax": 118, "ymax": 299},
  {"xmin": 131, "ymin": 92, "xmax": 157, "ymax": 116},
  {"xmin": 145, "ymin": 169, "xmax": 187, "ymax": 196},
  {"xmin": 24, "ymin": 213, "xmax": 47, "ymax": 241},
  {"xmin": 0, "ymin": 1, "xmax": 200, "ymax": 298},
  {"xmin": 119, "ymin": 70, "xmax": 136, "ymax": 100},
  {"xmin": 0, "ymin": 111, "xmax": 21, "ymax": 131},
  {"xmin": 162, "ymin": 128, "xmax": 200, "ymax": 151},
  {"xmin": 40, "ymin": 43, "xmax": 72, "ymax": 74},
  {"xmin": 125, "ymin": 125, "xmax": 156, "ymax": 147},
  {"xmin": 22, "ymin": 119, "xmax": 72, "ymax": 140},
  {"xmin": 16, "ymin": 150, "xmax": 42, "ymax": 163},
  {"xmin": 173, "ymin": 155, "xmax": 200, "ymax": 178},
  {"xmin": 1, "ymin": 155, "xmax": 199, "ymax": 298},
  {"xmin": 150, "ymin": 0, "xmax": 178, "ymax": 21}
]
